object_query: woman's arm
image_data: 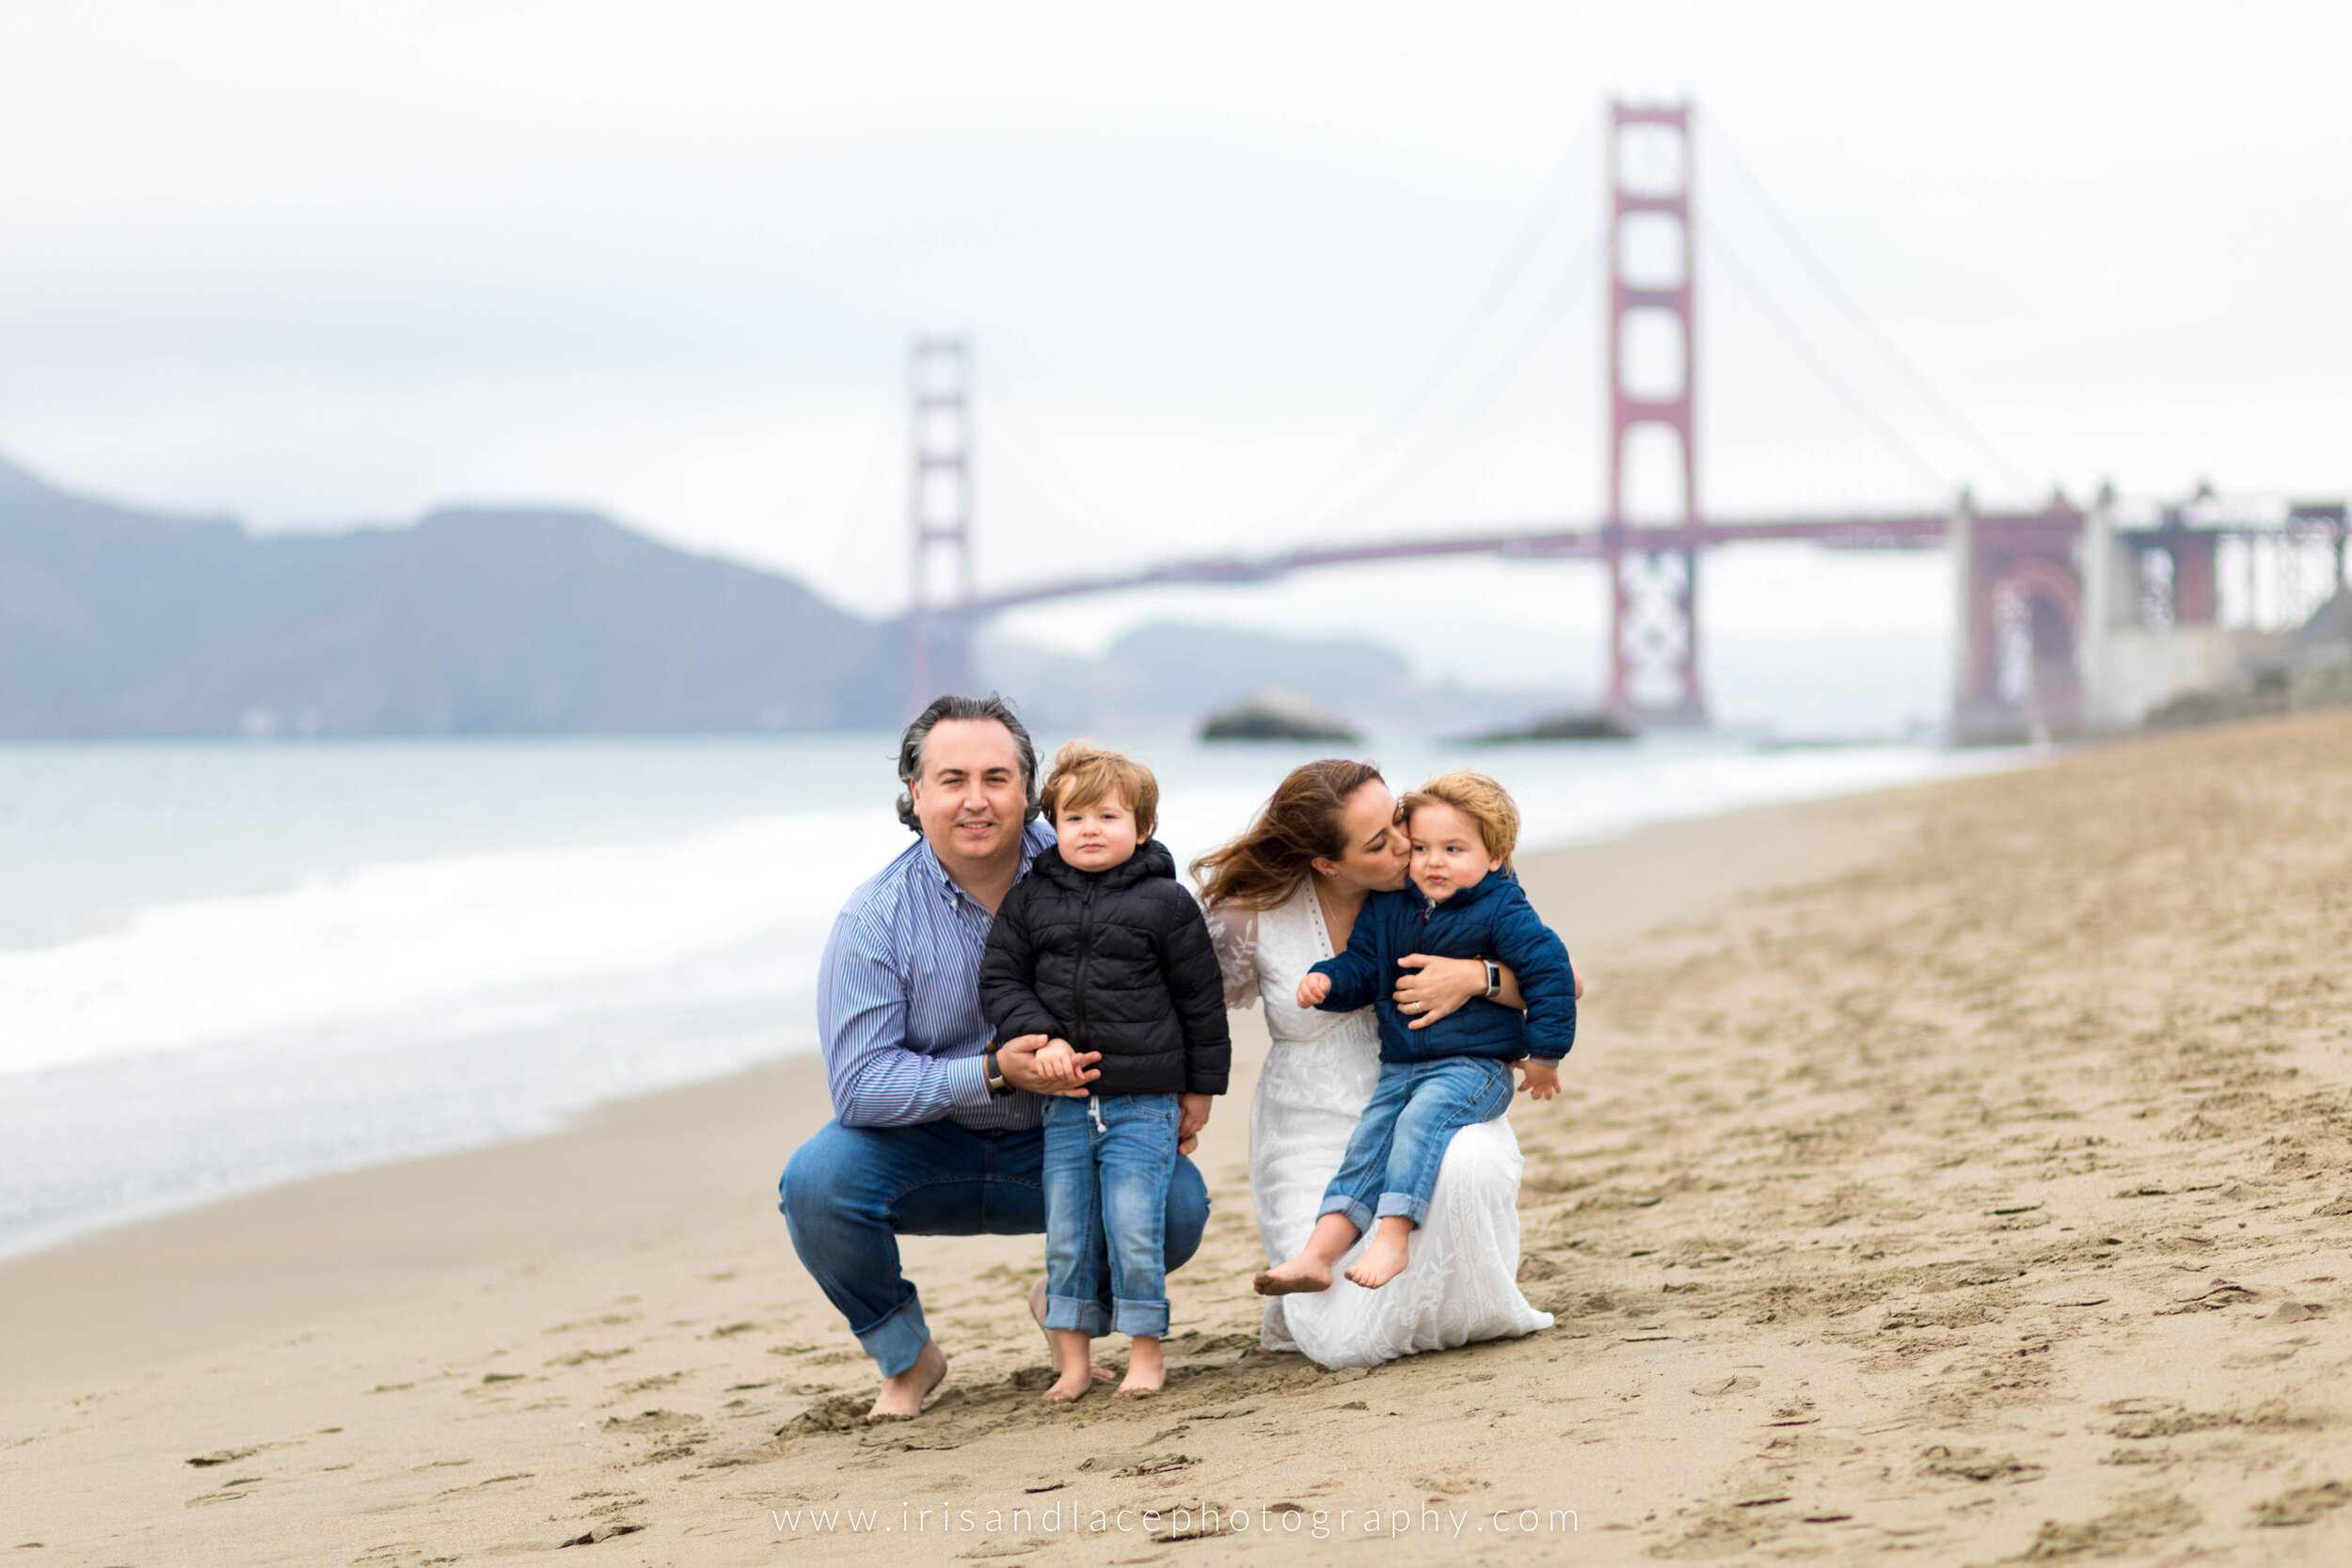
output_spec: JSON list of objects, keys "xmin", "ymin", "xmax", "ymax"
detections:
[
  {"xmin": 1200, "ymin": 903, "xmax": 1262, "ymax": 1009},
  {"xmin": 1392, "ymin": 954, "xmax": 1583, "ymax": 1028}
]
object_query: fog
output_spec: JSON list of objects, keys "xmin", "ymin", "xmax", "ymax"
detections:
[{"xmin": 3, "ymin": 2, "xmax": 2345, "ymax": 704}]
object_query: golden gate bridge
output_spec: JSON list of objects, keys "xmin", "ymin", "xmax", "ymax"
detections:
[{"xmin": 902, "ymin": 102, "xmax": 2348, "ymax": 739}]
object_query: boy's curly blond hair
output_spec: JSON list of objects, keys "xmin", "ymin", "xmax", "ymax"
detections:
[
  {"xmin": 1401, "ymin": 770, "xmax": 1520, "ymax": 870},
  {"xmin": 1041, "ymin": 739, "xmax": 1161, "ymax": 841}
]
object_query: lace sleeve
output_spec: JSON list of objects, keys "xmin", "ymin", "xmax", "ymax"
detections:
[{"xmin": 1201, "ymin": 902, "xmax": 1261, "ymax": 1010}]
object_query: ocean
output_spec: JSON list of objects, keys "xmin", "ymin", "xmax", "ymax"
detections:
[{"xmin": 0, "ymin": 729, "xmax": 2031, "ymax": 1259}]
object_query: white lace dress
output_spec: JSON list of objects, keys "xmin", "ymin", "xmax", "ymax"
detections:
[{"xmin": 1207, "ymin": 884, "xmax": 1553, "ymax": 1369}]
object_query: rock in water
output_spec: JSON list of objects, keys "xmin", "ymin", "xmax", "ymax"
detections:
[
  {"xmin": 1468, "ymin": 710, "xmax": 1636, "ymax": 743},
  {"xmin": 1199, "ymin": 688, "xmax": 1359, "ymax": 742}
]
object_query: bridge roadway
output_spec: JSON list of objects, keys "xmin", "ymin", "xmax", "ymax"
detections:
[{"xmin": 945, "ymin": 503, "xmax": 2084, "ymax": 619}]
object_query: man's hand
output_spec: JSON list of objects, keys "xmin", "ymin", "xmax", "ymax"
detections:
[
  {"xmin": 1513, "ymin": 1057, "xmax": 1561, "ymax": 1101},
  {"xmin": 996, "ymin": 1033, "xmax": 1100, "ymax": 1098},
  {"xmin": 1295, "ymin": 973, "xmax": 1332, "ymax": 1008}
]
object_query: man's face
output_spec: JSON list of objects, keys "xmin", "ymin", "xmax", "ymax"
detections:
[{"xmin": 911, "ymin": 719, "xmax": 1029, "ymax": 870}]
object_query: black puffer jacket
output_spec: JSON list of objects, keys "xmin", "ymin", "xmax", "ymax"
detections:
[{"xmin": 978, "ymin": 840, "xmax": 1232, "ymax": 1098}]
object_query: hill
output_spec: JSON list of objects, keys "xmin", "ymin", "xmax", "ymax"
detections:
[{"xmin": 0, "ymin": 455, "xmax": 901, "ymax": 736}]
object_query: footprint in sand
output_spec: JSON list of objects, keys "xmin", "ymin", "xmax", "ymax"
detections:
[{"xmin": 1692, "ymin": 1375, "xmax": 1760, "ymax": 1397}]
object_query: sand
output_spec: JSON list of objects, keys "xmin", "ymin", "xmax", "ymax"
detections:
[{"xmin": 5, "ymin": 711, "xmax": 2351, "ymax": 1564}]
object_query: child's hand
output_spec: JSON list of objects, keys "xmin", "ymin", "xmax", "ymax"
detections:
[
  {"xmin": 1295, "ymin": 973, "xmax": 1332, "ymax": 1008},
  {"xmin": 1515, "ymin": 1057, "xmax": 1561, "ymax": 1101},
  {"xmin": 1035, "ymin": 1038, "xmax": 1081, "ymax": 1088},
  {"xmin": 1177, "ymin": 1092, "xmax": 1214, "ymax": 1151}
]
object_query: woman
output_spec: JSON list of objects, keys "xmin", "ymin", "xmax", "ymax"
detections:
[{"xmin": 1196, "ymin": 760, "xmax": 1561, "ymax": 1369}]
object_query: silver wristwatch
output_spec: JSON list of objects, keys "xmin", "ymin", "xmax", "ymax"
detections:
[{"xmin": 1482, "ymin": 958, "xmax": 1502, "ymax": 1001}]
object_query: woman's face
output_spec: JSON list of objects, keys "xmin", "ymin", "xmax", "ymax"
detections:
[{"xmin": 1315, "ymin": 781, "xmax": 1411, "ymax": 893}]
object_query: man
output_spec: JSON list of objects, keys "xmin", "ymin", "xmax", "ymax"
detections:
[{"xmin": 778, "ymin": 694, "xmax": 1211, "ymax": 1419}]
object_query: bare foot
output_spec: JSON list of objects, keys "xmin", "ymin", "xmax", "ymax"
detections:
[
  {"xmin": 1116, "ymin": 1337, "xmax": 1165, "ymax": 1399},
  {"xmin": 1343, "ymin": 1231, "xmax": 1412, "ymax": 1290},
  {"xmin": 867, "ymin": 1338, "xmax": 946, "ymax": 1420},
  {"xmin": 1042, "ymin": 1326, "xmax": 1095, "ymax": 1405},
  {"xmin": 1042, "ymin": 1369, "xmax": 1094, "ymax": 1404},
  {"xmin": 1252, "ymin": 1257, "xmax": 1333, "ymax": 1296},
  {"xmin": 1029, "ymin": 1276, "xmax": 1114, "ymax": 1384}
]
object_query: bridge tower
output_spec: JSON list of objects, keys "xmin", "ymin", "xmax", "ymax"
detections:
[
  {"xmin": 1951, "ymin": 497, "xmax": 2085, "ymax": 741},
  {"xmin": 907, "ymin": 337, "xmax": 976, "ymax": 714},
  {"xmin": 1603, "ymin": 101, "xmax": 1706, "ymax": 725}
]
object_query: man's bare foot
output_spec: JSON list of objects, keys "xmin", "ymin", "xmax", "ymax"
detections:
[
  {"xmin": 1343, "ymin": 1230, "xmax": 1412, "ymax": 1290},
  {"xmin": 1116, "ymin": 1337, "xmax": 1165, "ymax": 1399},
  {"xmin": 867, "ymin": 1338, "xmax": 947, "ymax": 1420},
  {"xmin": 1029, "ymin": 1276, "xmax": 1114, "ymax": 1384},
  {"xmin": 1252, "ymin": 1258, "xmax": 1332, "ymax": 1296}
]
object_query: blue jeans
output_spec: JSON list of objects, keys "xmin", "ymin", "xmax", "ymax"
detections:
[
  {"xmin": 777, "ymin": 1115, "xmax": 1209, "ymax": 1378},
  {"xmin": 1041, "ymin": 1094, "xmax": 1179, "ymax": 1339},
  {"xmin": 1319, "ymin": 1056, "xmax": 1517, "ymax": 1230}
]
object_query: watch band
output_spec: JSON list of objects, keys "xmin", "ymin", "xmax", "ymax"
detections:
[
  {"xmin": 983, "ymin": 1047, "xmax": 1012, "ymax": 1097},
  {"xmin": 1482, "ymin": 958, "xmax": 1502, "ymax": 1000}
]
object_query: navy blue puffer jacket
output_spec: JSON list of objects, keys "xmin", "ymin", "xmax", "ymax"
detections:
[{"xmin": 1309, "ymin": 872, "xmax": 1576, "ymax": 1063}]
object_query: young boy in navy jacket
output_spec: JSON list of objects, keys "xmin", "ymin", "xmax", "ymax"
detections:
[{"xmin": 1254, "ymin": 771, "xmax": 1575, "ymax": 1293}]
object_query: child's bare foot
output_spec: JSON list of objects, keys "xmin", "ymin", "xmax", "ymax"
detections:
[
  {"xmin": 1116, "ymin": 1338, "xmax": 1165, "ymax": 1398},
  {"xmin": 1042, "ymin": 1326, "xmax": 1094, "ymax": 1404},
  {"xmin": 1343, "ymin": 1219, "xmax": 1415, "ymax": 1289},
  {"xmin": 1029, "ymin": 1277, "xmax": 1114, "ymax": 1384},
  {"xmin": 1252, "ymin": 1257, "xmax": 1332, "ymax": 1296}
]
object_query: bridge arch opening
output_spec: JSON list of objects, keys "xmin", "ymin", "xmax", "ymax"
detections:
[
  {"xmin": 1620, "ymin": 309, "xmax": 1690, "ymax": 403},
  {"xmin": 1613, "ymin": 124, "xmax": 1687, "ymax": 196},
  {"xmin": 1991, "ymin": 556, "xmax": 2082, "ymax": 718},
  {"xmin": 1616, "ymin": 211, "xmax": 1688, "ymax": 291},
  {"xmin": 1617, "ymin": 423, "xmax": 1692, "ymax": 524}
]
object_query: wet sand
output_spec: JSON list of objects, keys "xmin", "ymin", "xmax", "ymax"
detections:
[{"xmin": 5, "ymin": 711, "xmax": 2350, "ymax": 1563}]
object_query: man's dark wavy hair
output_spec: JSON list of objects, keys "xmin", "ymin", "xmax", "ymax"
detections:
[{"xmin": 895, "ymin": 692, "xmax": 1042, "ymax": 831}]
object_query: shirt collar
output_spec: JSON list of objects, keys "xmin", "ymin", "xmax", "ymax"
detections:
[{"xmin": 915, "ymin": 818, "xmax": 1055, "ymax": 910}]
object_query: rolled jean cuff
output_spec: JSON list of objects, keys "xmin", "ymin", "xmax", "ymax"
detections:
[
  {"xmin": 1113, "ymin": 1297, "xmax": 1169, "ymax": 1338},
  {"xmin": 1374, "ymin": 1191, "xmax": 1432, "ymax": 1227},
  {"xmin": 1317, "ymin": 1193, "xmax": 1374, "ymax": 1233},
  {"xmin": 855, "ymin": 1295, "xmax": 932, "ymax": 1379},
  {"xmin": 1043, "ymin": 1294, "xmax": 1109, "ymax": 1337}
]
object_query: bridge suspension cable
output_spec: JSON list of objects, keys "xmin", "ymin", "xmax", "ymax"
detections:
[
  {"xmin": 1257, "ymin": 124, "xmax": 1603, "ymax": 534},
  {"xmin": 977, "ymin": 334, "xmax": 1152, "ymax": 541},
  {"xmin": 1698, "ymin": 219, "xmax": 1952, "ymax": 496},
  {"xmin": 1701, "ymin": 117, "xmax": 2033, "ymax": 495},
  {"xmin": 1311, "ymin": 224, "xmax": 1607, "ymax": 536}
]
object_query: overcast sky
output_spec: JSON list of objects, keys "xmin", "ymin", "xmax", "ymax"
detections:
[{"xmin": 3, "ymin": 2, "xmax": 2346, "ymax": 687}]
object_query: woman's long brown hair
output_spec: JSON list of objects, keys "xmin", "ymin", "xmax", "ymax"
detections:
[{"xmin": 1191, "ymin": 759, "xmax": 1386, "ymax": 911}]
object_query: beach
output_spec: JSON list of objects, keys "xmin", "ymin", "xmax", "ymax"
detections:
[{"xmin": 5, "ymin": 710, "xmax": 2350, "ymax": 1564}]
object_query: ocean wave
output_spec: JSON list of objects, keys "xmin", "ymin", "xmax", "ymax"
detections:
[{"xmin": 0, "ymin": 809, "xmax": 912, "ymax": 1078}]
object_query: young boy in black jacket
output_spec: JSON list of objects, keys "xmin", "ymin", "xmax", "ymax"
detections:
[{"xmin": 978, "ymin": 741, "xmax": 1231, "ymax": 1402}]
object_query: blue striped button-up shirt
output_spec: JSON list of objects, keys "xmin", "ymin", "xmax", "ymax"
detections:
[{"xmin": 815, "ymin": 820, "xmax": 1056, "ymax": 1132}]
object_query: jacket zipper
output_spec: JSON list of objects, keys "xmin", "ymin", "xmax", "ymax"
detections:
[{"xmin": 1073, "ymin": 879, "xmax": 1099, "ymax": 1058}]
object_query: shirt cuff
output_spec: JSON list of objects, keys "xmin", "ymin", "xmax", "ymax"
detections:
[{"xmin": 945, "ymin": 1052, "xmax": 993, "ymax": 1109}]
